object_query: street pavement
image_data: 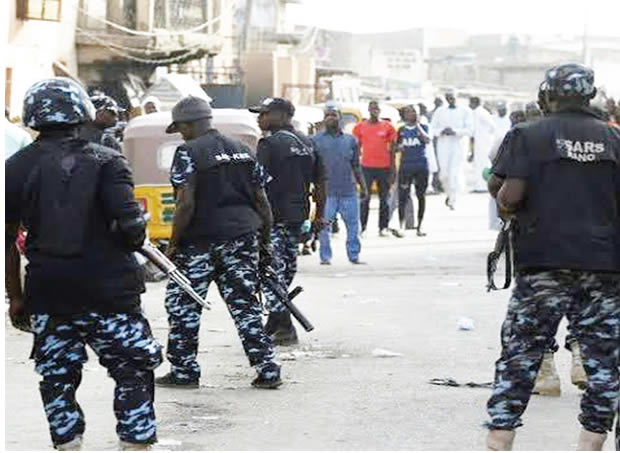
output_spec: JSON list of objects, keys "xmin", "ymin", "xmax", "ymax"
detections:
[{"xmin": 4, "ymin": 192, "xmax": 614, "ymax": 451}]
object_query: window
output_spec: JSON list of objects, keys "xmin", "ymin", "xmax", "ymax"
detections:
[
  {"xmin": 17, "ymin": 0, "xmax": 62, "ymax": 21},
  {"xmin": 158, "ymin": 142, "xmax": 183, "ymax": 171}
]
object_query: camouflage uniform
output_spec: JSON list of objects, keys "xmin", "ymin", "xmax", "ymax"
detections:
[
  {"xmin": 165, "ymin": 235, "xmax": 279, "ymax": 382},
  {"xmin": 487, "ymin": 270, "xmax": 620, "ymax": 433},
  {"xmin": 261, "ymin": 224, "xmax": 300, "ymax": 313},
  {"xmin": 163, "ymin": 147, "xmax": 279, "ymax": 383},
  {"xmin": 31, "ymin": 313, "xmax": 162, "ymax": 446},
  {"xmin": 8, "ymin": 78, "xmax": 162, "ymax": 449}
]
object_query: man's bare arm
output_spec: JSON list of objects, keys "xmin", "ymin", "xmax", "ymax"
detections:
[
  {"xmin": 497, "ymin": 178, "xmax": 527, "ymax": 213},
  {"xmin": 254, "ymin": 187, "xmax": 273, "ymax": 247},
  {"xmin": 417, "ymin": 124, "xmax": 431, "ymax": 144},
  {"xmin": 488, "ymin": 174, "xmax": 505, "ymax": 199},
  {"xmin": 353, "ymin": 165, "xmax": 368, "ymax": 199},
  {"xmin": 167, "ymin": 175, "xmax": 196, "ymax": 257}
]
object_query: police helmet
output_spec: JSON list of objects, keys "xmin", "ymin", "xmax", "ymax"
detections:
[
  {"xmin": 544, "ymin": 63, "xmax": 596, "ymax": 101},
  {"xmin": 22, "ymin": 77, "xmax": 95, "ymax": 130},
  {"xmin": 90, "ymin": 94, "xmax": 123, "ymax": 114}
]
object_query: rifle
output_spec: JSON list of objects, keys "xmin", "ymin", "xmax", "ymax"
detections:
[
  {"xmin": 259, "ymin": 259, "xmax": 314, "ymax": 332},
  {"xmin": 138, "ymin": 241, "xmax": 212, "ymax": 310},
  {"xmin": 486, "ymin": 218, "xmax": 513, "ymax": 292}
]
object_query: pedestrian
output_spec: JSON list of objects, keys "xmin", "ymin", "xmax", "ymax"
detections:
[
  {"xmin": 524, "ymin": 101, "xmax": 543, "ymax": 121},
  {"xmin": 312, "ymin": 102, "xmax": 368, "ymax": 265},
  {"xmin": 487, "ymin": 109, "xmax": 526, "ymax": 231},
  {"xmin": 418, "ymin": 102, "xmax": 430, "ymax": 123},
  {"xmin": 429, "ymin": 96, "xmax": 443, "ymax": 121},
  {"xmin": 155, "ymin": 96, "xmax": 282, "ymax": 389},
  {"xmin": 250, "ymin": 97, "xmax": 327, "ymax": 346},
  {"xmin": 142, "ymin": 96, "xmax": 161, "ymax": 115},
  {"xmin": 469, "ymin": 96, "xmax": 496, "ymax": 192},
  {"xmin": 485, "ymin": 63, "xmax": 620, "ymax": 450},
  {"xmin": 430, "ymin": 90, "xmax": 474, "ymax": 210},
  {"xmin": 5, "ymin": 77, "xmax": 162, "ymax": 451},
  {"xmin": 493, "ymin": 101, "xmax": 511, "ymax": 140},
  {"xmin": 353, "ymin": 100, "xmax": 400, "ymax": 237},
  {"xmin": 429, "ymin": 97, "xmax": 445, "ymax": 193},
  {"xmin": 79, "ymin": 93, "xmax": 123, "ymax": 152},
  {"xmin": 395, "ymin": 105, "xmax": 436, "ymax": 236}
]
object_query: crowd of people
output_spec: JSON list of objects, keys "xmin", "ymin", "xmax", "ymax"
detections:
[{"xmin": 4, "ymin": 62, "xmax": 619, "ymax": 451}]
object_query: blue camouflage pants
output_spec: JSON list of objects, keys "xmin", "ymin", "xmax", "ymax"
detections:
[
  {"xmin": 262, "ymin": 224, "xmax": 300, "ymax": 314},
  {"xmin": 31, "ymin": 312, "xmax": 162, "ymax": 447},
  {"xmin": 487, "ymin": 270, "xmax": 620, "ymax": 433},
  {"xmin": 164, "ymin": 233, "xmax": 279, "ymax": 382}
]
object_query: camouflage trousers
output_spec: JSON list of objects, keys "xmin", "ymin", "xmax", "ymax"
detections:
[
  {"xmin": 262, "ymin": 224, "xmax": 300, "ymax": 313},
  {"xmin": 31, "ymin": 312, "xmax": 163, "ymax": 447},
  {"xmin": 164, "ymin": 233, "xmax": 279, "ymax": 382},
  {"xmin": 487, "ymin": 270, "xmax": 620, "ymax": 433}
]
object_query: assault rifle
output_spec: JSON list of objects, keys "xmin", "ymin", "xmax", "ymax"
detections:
[
  {"xmin": 486, "ymin": 218, "xmax": 513, "ymax": 292},
  {"xmin": 259, "ymin": 259, "xmax": 314, "ymax": 332},
  {"xmin": 138, "ymin": 241, "xmax": 212, "ymax": 310}
]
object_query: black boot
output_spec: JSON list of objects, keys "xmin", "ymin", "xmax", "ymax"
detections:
[
  {"xmin": 270, "ymin": 312, "xmax": 298, "ymax": 346},
  {"xmin": 264, "ymin": 313, "xmax": 277, "ymax": 336}
]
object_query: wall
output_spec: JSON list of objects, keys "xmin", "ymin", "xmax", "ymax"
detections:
[
  {"xmin": 241, "ymin": 52, "xmax": 276, "ymax": 105},
  {"xmin": 6, "ymin": 0, "xmax": 79, "ymax": 117}
]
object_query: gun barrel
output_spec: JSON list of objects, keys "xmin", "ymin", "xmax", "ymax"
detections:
[
  {"xmin": 138, "ymin": 241, "xmax": 211, "ymax": 309},
  {"xmin": 169, "ymin": 270, "xmax": 211, "ymax": 310}
]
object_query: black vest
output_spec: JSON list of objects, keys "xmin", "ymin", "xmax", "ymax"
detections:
[
  {"xmin": 19, "ymin": 138, "xmax": 145, "ymax": 312},
  {"xmin": 261, "ymin": 127, "xmax": 315, "ymax": 224},
  {"xmin": 513, "ymin": 109, "xmax": 620, "ymax": 272},
  {"xmin": 181, "ymin": 130, "xmax": 262, "ymax": 244}
]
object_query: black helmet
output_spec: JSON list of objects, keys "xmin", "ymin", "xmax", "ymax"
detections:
[
  {"xmin": 544, "ymin": 63, "xmax": 596, "ymax": 101},
  {"xmin": 22, "ymin": 77, "xmax": 95, "ymax": 130}
]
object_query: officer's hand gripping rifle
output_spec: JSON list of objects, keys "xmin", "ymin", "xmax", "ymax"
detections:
[
  {"xmin": 138, "ymin": 241, "xmax": 212, "ymax": 310},
  {"xmin": 486, "ymin": 218, "xmax": 513, "ymax": 292}
]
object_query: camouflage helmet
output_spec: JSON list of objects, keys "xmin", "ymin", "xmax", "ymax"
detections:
[
  {"xmin": 22, "ymin": 77, "xmax": 96, "ymax": 130},
  {"xmin": 90, "ymin": 94, "xmax": 123, "ymax": 114},
  {"xmin": 544, "ymin": 63, "xmax": 596, "ymax": 101}
]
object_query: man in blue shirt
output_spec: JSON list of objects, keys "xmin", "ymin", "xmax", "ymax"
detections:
[
  {"xmin": 396, "ymin": 105, "xmax": 432, "ymax": 236},
  {"xmin": 312, "ymin": 103, "xmax": 368, "ymax": 264}
]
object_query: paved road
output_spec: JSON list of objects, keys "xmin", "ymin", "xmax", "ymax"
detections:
[{"xmin": 5, "ymin": 192, "xmax": 614, "ymax": 450}]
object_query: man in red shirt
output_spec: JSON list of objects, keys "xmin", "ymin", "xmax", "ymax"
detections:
[{"xmin": 353, "ymin": 101, "xmax": 398, "ymax": 236}]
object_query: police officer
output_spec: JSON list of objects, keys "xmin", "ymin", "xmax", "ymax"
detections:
[
  {"xmin": 485, "ymin": 64, "xmax": 620, "ymax": 450},
  {"xmin": 249, "ymin": 97, "xmax": 327, "ymax": 345},
  {"xmin": 155, "ymin": 96, "xmax": 282, "ymax": 389},
  {"xmin": 526, "ymin": 82, "xmax": 588, "ymax": 397},
  {"xmin": 5, "ymin": 78, "xmax": 162, "ymax": 451},
  {"xmin": 79, "ymin": 93, "xmax": 123, "ymax": 151}
]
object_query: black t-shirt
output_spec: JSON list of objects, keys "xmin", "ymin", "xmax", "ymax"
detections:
[
  {"xmin": 5, "ymin": 136, "xmax": 145, "ymax": 314},
  {"xmin": 257, "ymin": 125, "xmax": 326, "ymax": 224}
]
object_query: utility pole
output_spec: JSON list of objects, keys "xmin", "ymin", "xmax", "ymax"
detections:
[
  {"xmin": 581, "ymin": 8, "xmax": 590, "ymax": 66},
  {"xmin": 240, "ymin": 0, "xmax": 253, "ymax": 53}
]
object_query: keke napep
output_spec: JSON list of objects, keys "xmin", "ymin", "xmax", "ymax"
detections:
[{"xmin": 123, "ymin": 109, "xmax": 261, "ymax": 244}]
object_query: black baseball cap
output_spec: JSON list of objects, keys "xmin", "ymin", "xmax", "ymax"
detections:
[
  {"xmin": 166, "ymin": 96, "xmax": 213, "ymax": 134},
  {"xmin": 248, "ymin": 97, "xmax": 295, "ymax": 117}
]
